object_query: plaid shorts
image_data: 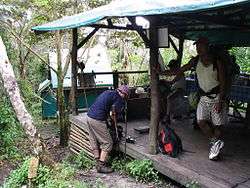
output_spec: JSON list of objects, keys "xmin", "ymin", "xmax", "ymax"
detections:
[{"xmin": 197, "ymin": 96, "xmax": 228, "ymax": 126}]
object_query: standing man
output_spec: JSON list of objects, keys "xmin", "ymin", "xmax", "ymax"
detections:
[
  {"xmin": 162, "ymin": 37, "xmax": 227, "ymax": 160},
  {"xmin": 86, "ymin": 85, "xmax": 129, "ymax": 173},
  {"xmin": 165, "ymin": 59, "xmax": 186, "ymax": 124}
]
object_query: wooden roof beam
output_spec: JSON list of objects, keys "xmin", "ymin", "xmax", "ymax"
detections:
[
  {"xmin": 88, "ymin": 23, "xmax": 143, "ymax": 31},
  {"xmin": 77, "ymin": 28, "xmax": 99, "ymax": 49}
]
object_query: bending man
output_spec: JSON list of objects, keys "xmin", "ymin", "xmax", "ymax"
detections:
[{"xmin": 87, "ymin": 85, "xmax": 129, "ymax": 173}]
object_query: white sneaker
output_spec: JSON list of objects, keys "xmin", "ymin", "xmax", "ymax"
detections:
[{"xmin": 209, "ymin": 139, "xmax": 224, "ymax": 160}]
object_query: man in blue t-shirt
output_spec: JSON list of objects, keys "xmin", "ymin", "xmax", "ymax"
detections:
[{"xmin": 87, "ymin": 85, "xmax": 129, "ymax": 173}]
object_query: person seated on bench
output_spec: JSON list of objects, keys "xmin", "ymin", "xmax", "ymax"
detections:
[{"xmin": 164, "ymin": 59, "xmax": 186, "ymax": 124}]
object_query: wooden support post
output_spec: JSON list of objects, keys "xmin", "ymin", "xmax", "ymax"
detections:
[
  {"xmin": 148, "ymin": 18, "xmax": 160, "ymax": 154},
  {"xmin": 177, "ymin": 37, "xmax": 184, "ymax": 67},
  {"xmin": 113, "ymin": 72, "xmax": 119, "ymax": 89},
  {"xmin": 246, "ymin": 105, "xmax": 250, "ymax": 127},
  {"xmin": 169, "ymin": 36, "xmax": 179, "ymax": 55},
  {"xmin": 246, "ymin": 79, "xmax": 250, "ymax": 127},
  {"xmin": 71, "ymin": 28, "xmax": 78, "ymax": 115}
]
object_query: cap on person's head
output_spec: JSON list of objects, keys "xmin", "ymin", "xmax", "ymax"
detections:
[
  {"xmin": 117, "ymin": 85, "xmax": 129, "ymax": 97},
  {"xmin": 193, "ymin": 37, "xmax": 209, "ymax": 45}
]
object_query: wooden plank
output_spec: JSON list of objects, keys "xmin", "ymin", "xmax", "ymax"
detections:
[
  {"xmin": 70, "ymin": 130, "xmax": 88, "ymax": 141},
  {"xmin": 69, "ymin": 141, "xmax": 94, "ymax": 158},
  {"xmin": 71, "ymin": 123, "xmax": 89, "ymax": 135},
  {"xmin": 70, "ymin": 147, "xmax": 79, "ymax": 155},
  {"xmin": 69, "ymin": 135, "xmax": 92, "ymax": 151},
  {"xmin": 71, "ymin": 126, "xmax": 89, "ymax": 140},
  {"xmin": 69, "ymin": 139, "xmax": 92, "ymax": 154},
  {"xmin": 69, "ymin": 147, "xmax": 93, "ymax": 160},
  {"xmin": 119, "ymin": 142, "xmax": 231, "ymax": 188},
  {"xmin": 70, "ymin": 131, "xmax": 89, "ymax": 143},
  {"xmin": 117, "ymin": 119, "xmax": 250, "ymax": 188},
  {"xmin": 70, "ymin": 126, "xmax": 89, "ymax": 139},
  {"xmin": 69, "ymin": 114, "xmax": 89, "ymax": 132},
  {"xmin": 71, "ymin": 121, "xmax": 89, "ymax": 134},
  {"xmin": 69, "ymin": 132, "xmax": 90, "ymax": 146}
]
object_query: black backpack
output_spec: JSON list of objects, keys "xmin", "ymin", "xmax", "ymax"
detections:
[{"xmin": 158, "ymin": 126, "xmax": 183, "ymax": 158}]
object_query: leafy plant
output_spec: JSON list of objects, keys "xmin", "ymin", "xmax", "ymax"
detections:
[
  {"xmin": 111, "ymin": 157, "xmax": 129, "ymax": 172},
  {"xmin": 35, "ymin": 164, "xmax": 52, "ymax": 186},
  {"xmin": 4, "ymin": 157, "xmax": 90, "ymax": 188},
  {"xmin": 125, "ymin": 159, "xmax": 159, "ymax": 183},
  {"xmin": 0, "ymin": 95, "xmax": 24, "ymax": 161},
  {"xmin": 66, "ymin": 151, "xmax": 95, "ymax": 170},
  {"xmin": 230, "ymin": 47, "xmax": 250, "ymax": 73},
  {"xmin": 3, "ymin": 158, "xmax": 30, "ymax": 188}
]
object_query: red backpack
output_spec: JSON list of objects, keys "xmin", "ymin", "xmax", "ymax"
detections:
[{"xmin": 158, "ymin": 126, "xmax": 183, "ymax": 158}]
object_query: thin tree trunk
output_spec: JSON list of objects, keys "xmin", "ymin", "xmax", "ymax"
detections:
[
  {"xmin": 0, "ymin": 36, "xmax": 40, "ymax": 152},
  {"xmin": 0, "ymin": 20, "xmax": 57, "ymax": 74},
  {"xmin": 55, "ymin": 31, "xmax": 69, "ymax": 146},
  {"xmin": 0, "ymin": 36, "xmax": 54, "ymax": 165}
]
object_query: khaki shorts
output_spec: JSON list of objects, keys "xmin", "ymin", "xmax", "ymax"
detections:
[
  {"xmin": 197, "ymin": 97, "xmax": 228, "ymax": 126},
  {"xmin": 86, "ymin": 116, "xmax": 113, "ymax": 152}
]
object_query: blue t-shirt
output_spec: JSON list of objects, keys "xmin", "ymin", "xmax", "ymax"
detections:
[{"xmin": 87, "ymin": 90, "xmax": 125, "ymax": 121}]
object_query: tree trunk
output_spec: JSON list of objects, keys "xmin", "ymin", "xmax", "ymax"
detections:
[
  {"xmin": 18, "ymin": 39, "xmax": 26, "ymax": 80},
  {"xmin": 0, "ymin": 36, "xmax": 54, "ymax": 165},
  {"xmin": 55, "ymin": 31, "xmax": 69, "ymax": 146},
  {"xmin": 0, "ymin": 36, "xmax": 41, "ymax": 153},
  {"xmin": 71, "ymin": 28, "xmax": 78, "ymax": 115}
]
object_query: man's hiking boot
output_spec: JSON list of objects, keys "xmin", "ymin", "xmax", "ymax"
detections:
[
  {"xmin": 209, "ymin": 139, "xmax": 224, "ymax": 160},
  {"xmin": 96, "ymin": 160, "xmax": 113, "ymax": 173}
]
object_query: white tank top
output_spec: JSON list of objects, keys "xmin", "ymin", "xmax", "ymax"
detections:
[{"xmin": 196, "ymin": 59, "xmax": 219, "ymax": 93}]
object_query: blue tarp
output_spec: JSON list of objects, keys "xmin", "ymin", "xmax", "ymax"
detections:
[{"xmin": 32, "ymin": 0, "xmax": 249, "ymax": 31}]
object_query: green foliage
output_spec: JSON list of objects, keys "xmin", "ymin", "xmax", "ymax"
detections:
[
  {"xmin": 4, "ymin": 158, "xmax": 30, "ymax": 188},
  {"xmin": 160, "ymin": 48, "xmax": 178, "ymax": 66},
  {"xmin": 108, "ymin": 48, "xmax": 149, "ymax": 86},
  {"xmin": 111, "ymin": 157, "xmax": 129, "ymax": 172},
  {"xmin": 35, "ymin": 164, "xmax": 52, "ymax": 186},
  {"xmin": 38, "ymin": 163, "xmax": 75, "ymax": 188},
  {"xmin": 125, "ymin": 159, "xmax": 159, "ymax": 182},
  {"xmin": 111, "ymin": 157, "xmax": 159, "ymax": 183},
  {"xmin": 186, "ymin": 180, "xmax": 201, "ymax": 188},
  {"xmin": 0, "ymin": 95, "xmax": 24, "ymax": 161},
  {"xmin": 18, "ymin": 79, "xmax": 42, "ymax": 125},
  {"xmin": 230, "ymin": 47, "xmax": 250, "ymax": 73},
  {"xmin": 66, "ymin": 151, "xmax": 95, "ymax": 170},
  {"xmin": 4, "ymin": 158, "xmax": 89, "ymax": 188}
]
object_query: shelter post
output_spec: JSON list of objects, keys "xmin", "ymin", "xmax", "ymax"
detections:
[
  {"xmin": 148, "ymin": 18, "xmax": 160, "ymax": 154},
  {"xmin": 71, "ymin": 28, "xmax": 78, "ymax": 115},
  {"xmin": 177, "ymin": 37, "xmax": 184, "ymax": 67},
  {"xmin": 113, "ymin": 72, "xmax": 119, "ymax": 89},
  {"xmin": 246, "ymin": 79, "xmax": 250, "ymax": 127}
]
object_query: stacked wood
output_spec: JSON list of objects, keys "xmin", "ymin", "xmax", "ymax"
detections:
[{"xmin": 69, "ymin": 121, "xmax": 94, "ymax": 159}]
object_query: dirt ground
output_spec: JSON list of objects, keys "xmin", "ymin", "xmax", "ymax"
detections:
[{"xmin": 0, "ymin": 122, "xmax": 178, "ymax": 187}]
